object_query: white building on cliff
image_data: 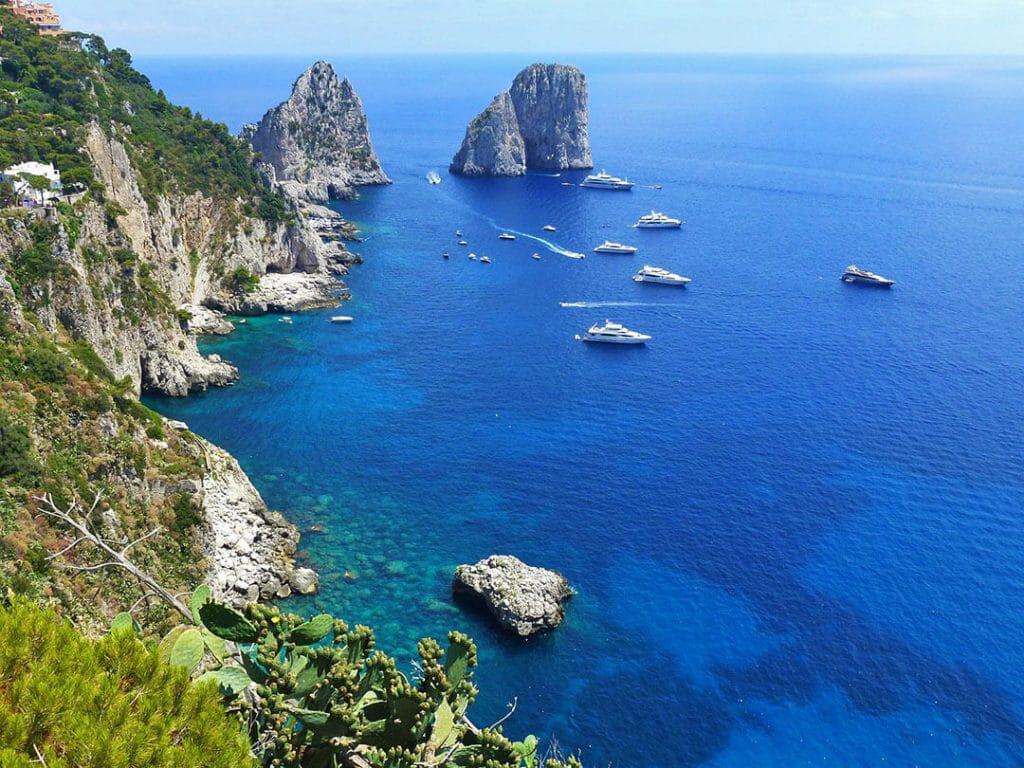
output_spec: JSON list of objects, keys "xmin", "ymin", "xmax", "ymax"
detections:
[{"xmin": 2, "ymin": 160, "xmax": 62, "ymax": 205}]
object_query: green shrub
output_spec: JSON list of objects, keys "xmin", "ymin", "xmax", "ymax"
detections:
[
  {"xmin": 170, "ymin": 494, "xmax": 202, "ymax": 535},
  {"xmin": 21, "ymin": 341, "xmax": 68, "ymax": 383},
  {"xmin": 0, "ymin": 599, "xmax": 257, "ymax": 768},
  {"xmin": 0, "ymin": 411, "xmax": 37, "ymax": 485},
  {"xmin": 226, "ymin": 266, "xmax": 260, "ymax": 294}
]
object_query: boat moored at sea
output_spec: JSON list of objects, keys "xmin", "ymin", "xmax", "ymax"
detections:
[
  {"xmin": 532, "ymin": 252, "xmax": 541, "ymax": 260},
  {"xmin": 580, "ymin": 171, "xmax": 634, "ymax": 190},
  {"xmin": 544, "ymin": 225, "xmax": 557, "ymax": 231},
  {"xmin": 427, "ymin": 171, "xmax": 441, "ymax": 184},
  {"xmin": 634, "ymin": 211, "xmax": 682, "ymax": 229},
  {"xmin": 458, "ymin": 240, "xmax": 468, "ymax": 246},
  {"xmin": 841, "ymin": 265, "xmax": 894, "ymax": 287},
  {"xmin": 480, "ymin": 255, "xmax": 492, "ymax": 263},
  {"xmin": 499, "ymin": 233, "xmax": 516, "ymax": 241},
  {"xmin": 468, "ymin": 253, "xmax": 477, "ymax": 260},
  {"xmin": 330, "ymin": 316, "xmax": 353, "ymax": 323},
  {"xmin": 633, "ymin": 265, "xmax": 690, "ymax": 285},
  {"xmin": 578, "ymin": 320, "xmax": 650, "ymax": 345},
  {"xmin": 594, "ymin": 240, "xmax": 638, "ymax": 254}
]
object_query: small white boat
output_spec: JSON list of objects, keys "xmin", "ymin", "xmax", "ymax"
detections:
[
  {"xmin": 469, "ymin": 253, "xmax": 477, "ymax": 260},
  {"xmin": 442, "ymin": 251, "xmax": 449, "ymax": 259},
  {"xmin": 634, "ymin": 211, "xmax": 682, "ymax": 229},
  {"xmin": 480, "ymin": 255, "xmax": 492, "ymax": 264},
  {"xmin": 330, "ymin": 316, "xmax": 354, "ymax": 323},
  {"xmin": 543, "ymin": 225, "xmax": 557, "ymax": 232},
  {"xmin": 561, "ymin": 181, "xmax": 574, "ymax": 187},
  {"xmin": 456, "ymin": 230, "xmax": 463, "ymax": 237},
  {"xmin": 279, "ymin": 316, "xmax": 293, "ymax": 324},
  {"xmin": 498, "ymin": 233, "xmax": 516, "ymax": 241},
  {"xmin": 578, "ymin": 320, "xmax": 650, "ymax": 345},
  {"xmin": 426, "ymin": 171, "xmax": 441, "ymax": 185},
  {"xmin": 594, "ymin": 241, "xmax": 638, "ymax": 255},
  {"xmin": 842, "ymin": 265, "xmax": 894, "ymax": 287},
  {"xmin": 458, "ymin": 240, "xmax": 468, "ymax": 246},
  {"xmin": 532, "ymin": 253, "xmax": 541, "ymax": 260},
  {"xmin": 564, "ymin": 251, "xmax": 586, "ymax": 260},
  {"xmin": 633, "ymin": 265, "xmax": 690, "ymax": 286}
]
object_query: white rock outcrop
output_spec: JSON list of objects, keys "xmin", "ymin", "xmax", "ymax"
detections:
[{"xmin": 453, "ymin": 555, "xmax": 573, "ymax": 636}]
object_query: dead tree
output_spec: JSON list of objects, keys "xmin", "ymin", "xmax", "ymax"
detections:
[{"xmin": 33, "ymin": 493, "xmax": 192, "ymax": 621}]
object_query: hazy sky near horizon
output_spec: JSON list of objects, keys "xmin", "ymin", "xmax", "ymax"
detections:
[{"xmin": 58, "ymin": 0, "xmax": 1024, "ymax": 56}]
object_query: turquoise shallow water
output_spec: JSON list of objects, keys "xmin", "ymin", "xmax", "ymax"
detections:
[{"xmin": 144, "ymin": 56, "xmax": 1024, "ymax": 766}]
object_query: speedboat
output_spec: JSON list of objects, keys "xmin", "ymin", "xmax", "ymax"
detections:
[
  {"xmin": 543, "ymin": 225, "xmax": 557, "ymax": 232},
  {"xmin": 578, "ymin": 320, "xmax": 650, "ymax": 345},
  {"xmin": 330, "ymin": 316, "xmax": 353, "ymax": 323},
  {"xmin": 561, "ymin": 181, "xmax": 574, "ymax": 187},
  {"xmin": 442, "ymin": 251, "xmax": 449, "ymax": 259},
  {"xmin": 633, "ymin": 265, "xmax": 690, "ymax": 285},
  {"xmin": 594, "ymin": 241, "xmax": 638, "ymax": 254},
  {"xmin": 279, "ymin": 316, "xmax": 293, "ymax": 324},
  {"xmin": 498, "ymin": 233, "xmax": 516, "ymax": 241},
  {"xmin": 564, "ymin": 251, "xmax": 586, "ymax": 260},
  {"xmin": 580, "ymin": 171, "xmax": 634, "ymax": 190},
  {"xmin": 634, "ymin": 211, "xmax": 682, "ymax": 229},
  {"xmin": 532, "ymin": 253, "xmax": 541, "ymax": 260},
  {"xmin": 480, "ymin": 255, "xmax": 492, "ymax": 263},
  {"xmin": 427, "ymin": 171, "xmax": 441, "ymax": 185},
  {"xmin": 469, "ymin": 253, "xmax": 477, "ymax": 260},
  {"xmin": 456, "ymin": 230, "xmax": 463, "ymax": 237},
  {"xmin": 841, "ymin": 265, "xmax": 894, "ymax": 287},
  {"xmin": 458, "ymin": 240, "xmax": 468, "ymax": 246}
]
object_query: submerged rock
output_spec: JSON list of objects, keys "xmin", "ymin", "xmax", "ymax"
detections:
[
  {"xmin": 450, "ymin": 64, "xmax": 591, "ymax": 177},
  {"xmin": 247, "ymin": 61, "xmax": 389, "ymax": 202},
  {"xmin": 289, "ymin": 567, "xmax": 320, "ymax": 595},
  {"xmin": 453, "ymin": 555, "xmax": 573, "ymax": 636}
]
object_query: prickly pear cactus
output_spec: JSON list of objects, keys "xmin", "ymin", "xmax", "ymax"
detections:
[{"xmin": 179, "ymin": 596, "xmax": 582, "ymax": 768}]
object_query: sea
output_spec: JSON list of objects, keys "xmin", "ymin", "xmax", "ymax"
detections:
[{"xmin": 141, "ymin": 55, "xmax": 1024, "ymax": 767}]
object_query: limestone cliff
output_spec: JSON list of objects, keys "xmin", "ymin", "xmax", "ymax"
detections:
[
  {"xmin": 450, "ymin": 64, "xmax": 592, "ymax": 177},
  {"xmin": 247, "ymin": 62, "xmax": 389, "ymax": 202},
  {"xmin": 448, "ymin": 93, "xmax": 526, "ymax": 177}
]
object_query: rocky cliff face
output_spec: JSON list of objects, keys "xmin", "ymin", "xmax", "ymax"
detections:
[
  {"xmin": 450, "ymin": 64, "xmax": 592, "ymax": 177},
  {"xmin": 247, "ymin": 62, "xmax": 389, "ymax": 202},
  {"xmin": 448, "ymin": 93, "xmax": 526, "ymax": 177}
]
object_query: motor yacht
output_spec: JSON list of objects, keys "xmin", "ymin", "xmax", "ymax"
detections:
[
  {"xmin": 578, "ymin": 320, "xmax": 650, "ymax": 345},
  {"xmin": 442, "ymin": 251, "xmax": 449, "ymax": 259},
  {"xmin": 544, "ymin": 225, "xmax": 557, "ymax": 232},
  {"xmin": 480, "ymin": 255, "xmax": 492, "ymax": 263},
  {"xmin": 581, "ymin": 171, "xmax": 634, "ymax": 190},
  {"xmin": 594, "ymin": 241, "xmax": 638, "ymax": 254},
  {"xmin": 427, "ymin": 171, "xmax": 441, "ymax": 185},
  {"xmin": 468, "ymin": 253, "xmax": 477, "ymax": 260},
  {"xmin": 633, "ymin": 265, "xmax": 690, "ymax": 285},
  {"xmin": 458, "ymin": 240, "xmax": 468, "ymax": 246},
  {"xmin": 841, "ymin": 265, "xmax": 894, "ymax": 287},
  {"xmin": 634, "ymin": 211, "xmax": 682, "ymax": 229},
  {"xmin": 455, "ymin": 230, "xmax": 463, "ymax": 237},
  {"xmin": 532, "ymin": 252, "xmax": 541, "ymax": 260},
  {"xmin": 330, "ymin": 316, "xmax": 353, "ymax": 323},
  {"xmin": 499, "ymin": 233, "xmax": 516, "ymax": 241}
]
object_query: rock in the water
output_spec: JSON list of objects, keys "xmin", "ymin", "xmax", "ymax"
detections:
[
  {"xmin": 289, "ymin": 567, "xmax": 319, "ymax": 595},
  {"xmin": 453, "ymin": 555, "xmax": 573, "ymax": 636},
  {"xmin": 450, "ymin": 64, "xmax": 591, "ymax": 177},
  {"xmin": 448, "ymin": 93, "xmax": 526, "ymax": 177},
  {"xmin": 248, "ymin": 61, "xmax": 389, "ymax": 202}
]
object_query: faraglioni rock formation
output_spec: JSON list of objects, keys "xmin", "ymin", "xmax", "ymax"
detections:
[
  {"xmin": 450, "ymin": 63, "xmax": 592, "ymax": 177},
  {"xmin": 247, "ymin": 61, "xmax": 389, "ymax": 201},
  {"xmin": 453, "ymin": 555, "xmax": 574, "ymax": 636}
]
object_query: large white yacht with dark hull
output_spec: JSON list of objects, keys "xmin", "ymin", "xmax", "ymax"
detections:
[
  {"xmin": 634, "ymin": 211, "xmax": 682, "ymax": 229},
  {"xmin": 633, "ymin": 265, "xmax": 690, "ymax": 285},
  {"xmin": 842, "ymin": 265, "xmax": 894, "ymax": 287},
  {"xmin": 594, "ymin": 241, "xmax": 638, "ymax": 254},
  {"xmin": 581, "ymin": 171, "xmax": 634, "ymax": 190}
]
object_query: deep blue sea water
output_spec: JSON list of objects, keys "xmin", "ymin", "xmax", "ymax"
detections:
[{"xmin": 142, "ymin": 55, "xmax": 1024, "ymax": 766}]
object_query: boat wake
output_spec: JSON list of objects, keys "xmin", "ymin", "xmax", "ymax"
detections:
[
  {"xmin": 496, "ymin": 226, "xmax": 585, "ymax": 259},
  {"xmin": 559, "ymin": 301, "xmax": 674, "ymax": 309}
]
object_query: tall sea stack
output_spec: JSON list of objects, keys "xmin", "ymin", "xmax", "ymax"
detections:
[
  {"xmin": 246, "ymin": 61, "xmax": 389, "ymax": 201},
  {"xmin": 450, "ymin": 63, "xmax": 592, "ymax": 177}
]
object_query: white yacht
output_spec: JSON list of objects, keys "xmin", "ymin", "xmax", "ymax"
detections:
[
  {"xmin": 634, "ymin": 211, "xmax": 682, "ymax": 229},
  {"xmin": 594, "ymin": 241, "xmax": 638, "ymax": 255},
  {"xmin": 480, "ymin": 255, "xmax": 492, "ymax": 264},
  {"xmin": 426, "ymin": 171, "xmax": 441, "ymax": 185},
  {"xmin": 330, "ymin": 315, "xmax": 354, "ymax": 323},
  {"xmin": 279, "ymin": 316, "xmax": 293, "ymax": 324},
  {"xmin": 458, "ymin": 240, "xmax": 468, "ymax": 246},
  {"xmin": 580, "ymin": 171, "xmax": 634, "ymax": 190},
  {"xmin": 543, "ymin": 225, "xmax": 557, "ymax": 232},
  {"xmin": 468, "ymin": 253, "xmax": 477, "ymax": 260},
  {"xmin": 532, "ymin": 252, "xmax": 542, "ymax": 260},
  {"xmin": 841, "ymin": 265, "xmax": 894, "ymax": 287},
  {"xmin": 633, "ymin": 265, "xmax": 690, "ymax": 286},
  {"xmin": 578, "ymin": 320, "xmax": 650, "ymax": 345},
  {"xmin": 498, "ymin": 233, "xmax": 516, "ymax": 241}
]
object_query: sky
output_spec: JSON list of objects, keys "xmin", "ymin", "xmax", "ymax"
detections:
[{"xmin": 56, "ymin": 0, "xmax": 1024, "ymax": 57}]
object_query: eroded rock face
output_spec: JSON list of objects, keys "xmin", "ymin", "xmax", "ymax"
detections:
[
  {"xmin": 449, "ymin": 93, "xmax": 526, "ymax": 177},
  {"xmin": 510, "ymin": 64, "xmax": 592, "ymax": 171},
  {"xmin": 453, "ymin": 555, "xmax": 573, "ymax": 636},
  {"xmin": 248, "ymin": 62, "xmax": 389, "ymax": 202},
  {"xmin": 450, "ymin": 64, "xmax": 592, "ymax": 177}
]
